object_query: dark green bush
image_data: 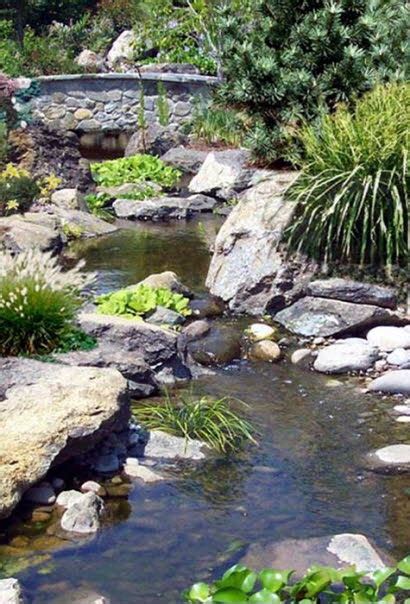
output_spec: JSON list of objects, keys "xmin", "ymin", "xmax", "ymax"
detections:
[
  {"xmin": 285, "ymin": 83, "xmax": 409, "ymax": 268},
  {"xmin": 217, "ymin": 0, "xmax": 408, "ymax": 164}
]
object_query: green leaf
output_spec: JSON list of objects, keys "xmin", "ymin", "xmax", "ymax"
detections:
[
  {"xmin": 189, "ymin": 583, "xmax": 211, "ymax": 602},
  {"xmin": 395, "ymin": 576, "xmax": 410, "ymax": 590},
  {"xmin": 372, "ymin": 568, "xmax": 396, "ymax": 590},
  {"xmin": 259, "ymin": 569, "xmax": 291, "ymax": 592},
  {"xmin": 248, "ymin": 589, "xmax": 281, "ymax": 603},
  {"xmin": 398, "ymin": 558, "xmax": 410, "ymax": 576},
  {"xmin": 212, "ymin": 587, "xmax": 248, "ymax": 603}
]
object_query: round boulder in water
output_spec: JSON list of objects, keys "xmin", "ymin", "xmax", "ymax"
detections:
[
  {"xmin": 246, "ymin": 323, "xmax": 277, "ymax": 342},
  {"xmin": 188, "ymin": 326, "xmax": 241, "ymax": 366},
  {"xmin": 249, "ymin": 340, "xmax": 281, "ymax": 362},
  {"xmin": 366, "ymin": 326, "xmax": 410, "ymax": 352}
]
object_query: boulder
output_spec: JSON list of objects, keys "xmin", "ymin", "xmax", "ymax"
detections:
[
  {"xmin": 146, "ymin": 306, "xmax": 185, "ymax": 326},
  {"xmin": 125, "ymin": 122, "xmax": 183, "ymax": 157},
  {"xmin": 240, "ymin": 534, "xmax": 388, "ymax": 576},
  {"xmin": 367, "ymin": 326, "xmax": 410, "ymax": 351},
  {"xmin": 137, "ymin": 271, "xmax": 192, "ymax": 297},
  {"xmin": 189, "ymin": 295, "xmax": 225, "ymax": 318},
  {"xmin": 188, "ymin": 325, "xmax": 242, "ymax": 366},
  {"xmin": 314, "ymin": 339, "xmax": 379, "ymax": 374},
  {"xmin": 56, "ymin": 490, "xmax": 85, "ymax": 509},
  {"xmin": 50, "ymin": 207, "xmax": 118, "ymax": 238},
  {"xmin": 387, "ymin": 348, "xmax": 410, "ymax": 367},
  {"xmin": 248, "ymin": 340, "xmax": 281, "ymax": 362},
  {"xmin": 54, "ymin": 342, "xmax": 158, "ymax": 399},
  {"xmin": 51, "ymin": 188, "xmax": 84, "ymax": 210},
  {"xmin": 78, "ymin": 311, "xmax": 190, "ymax": 381},
  {"xmin": 97, "ymin": 182, "xmax": 162, "ymax": 199},
  {"xmin": 123, "ymin": 458, "xmax": 163, "ymax": 482},
  {"xmin": 291, "ymin": 348, "xmax": 312, "ymax": 366},
  {"xmin": 113, "ymin": 197, "xmax": 190, "ymax": 221},
  {"xmin": 0, "ymin": 578, "xmax": 25, "ymax": 604},
  {"xmin": 206, "ymin": 172, "xmax": 313, "ymax": 315},
  {"xmin": 368, "ymin": 370, "xmax": 410, "ymax": 395},
  {"xmin": 181, "ymin": 320, "xmax": 211, "ymax": 342},
  {"xmin": 0, "ymin": 359, "xmax": 129, "ymax": 519},
  {"xmin": 61, "ymin": 492, "xmax": 104, "ymax": 534},
  {"xmin": 246, "ymin": 323, "xmax": 277, "ymax": 342},
  {"xmin": 274, "ymin": 297, "xmax": 401, "ymax": 338},
  {"xmin": 75, "ymin": 49, "xmax": 104, "ymax": 72},
  {"xmin": 0, "ymin": 212, "xmax": 62, "ymax": 253},
  {"xmin": 107, "ymin": 30, "xmax": 136, "ymax": 69},
  {"xmin": 142, "ymin": 429, "xmax": 207, "ymax": 460},
  {"xmin": 306, "ymin": 279, "xmax": 397, "ymax": 309},
  {"xmin": 161, "ymin": 146, "xmax": 208, "ymax": 174},
  {"xmin": 81, "ymin": 481, "xmax": 106, "ymax": 497},
  {"xmin": 367, "ymin": 444, "xmax": 410, "ymax": 473},
  {"xmin": 189, "ymin": 149, "xmax": 252, "ymax": 199}
]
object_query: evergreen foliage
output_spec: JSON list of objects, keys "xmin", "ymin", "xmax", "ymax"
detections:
[{"xmin": 217, "ymin": 0, "xmax": 408, "ymax": 164}]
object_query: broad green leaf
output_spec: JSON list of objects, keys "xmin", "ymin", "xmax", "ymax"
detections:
[
  {"xmin": 248, "ymin": 588, "xmax": 281, "ymax": 603},
  {"xmin": 189, "ymin": 583, "xmax": 211, "ymax": 602},
  {"xmin": 398, "ymin": 558, "xmax": 410, "ymax": 576},
  {"xmin": 377, "ymin": 595, "xmax": 396, "ymax": 604},
  {"xmin": 372, "ymin": 568, "xmax": 396, "ymax": 590},
  {"xmin": 259, "ymin": 569, "xmax": 291, "ymax": 592},
  {"xmin": 395, "ymin": 576, "xmax": 410, "ymax": 590},
  {"xmin": 212, "ymin": 587, "xmax": 248, "ymax": 603}
]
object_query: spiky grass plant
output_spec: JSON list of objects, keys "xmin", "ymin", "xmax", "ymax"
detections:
[
  {"xmin": 133, "ymin": 392, "xmax": 256, "ymax": 454},
  {"xmin": 190, "ymin": 103, "xmax": 250, "ymax": 148},
  {"xmin": 285, "ymin": 83, "xmax": 409, "ymax": 268},
  {"xmin": 0, "ymin": 249, "xmax": 94, "ymax": 356}
]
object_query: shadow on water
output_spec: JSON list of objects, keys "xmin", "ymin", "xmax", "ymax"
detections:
[{"xmin": 3, "ymin": 218, "xmax": 409, "ymax": 603}]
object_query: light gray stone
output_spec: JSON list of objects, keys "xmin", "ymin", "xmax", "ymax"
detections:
[
  {"xmin": 75, "ymin": 49, "xmax": 104, "ymax": 72},
  {"xmin": 146, "ymin": 306, "xmax": 185, "ymax": 326},
  {"xmin": 314, "ymin": 339, "xmax": 379, "ymax": 374},
  {"xmin": 206, "ymin": 172, "xmax": 312, "ymax": 315},
  {"xmin": 367, "ymin": 326, "xmax": 410, "ymax": 351},
  {"xmin": 249, "ymin": 340, "xmax": 281, "ymax": 362},
  {"xmin": 0, "ymin": 212, "xmax": 62, "ymax": 253},
  {"xmin": 81, "ymin": 481, "xmax": 106, "ymax": 497},
  {"xmin": 51, "ymin": 188, "xmax": 83, "ymax": 210},
  {"xmin": 77, "ymin": 119, "xmax": 102, "ymax": 131},
  {"xmin": 189, "ymin": 149, "xmax": 252, "ymax": 198},
  {"xmin": 368, "ymin": 444, "xmax": 410, "ymax": 472},
  {"xmin": 61, "ymin": 492, "xmax": 104, "ymax": 534},
  {"xmin": 56, "ymin": 490, "xmax": 84, "ymax": 509},
  {"xmin": 368, "ymin": 370, "xmax": 410, "ymax": 395},
  {"xmin": 181, "ymin": 320, "xmax": 210, "ymax": 342},
  {"xmin": 50, "ymin": 207, "xmax": 118, "ymax": 238},
  {"xmin": 0, "ymin": 578, "xmax": 24, "ymax": 604},
  {"xmin": 107, "ymin": 31, "xmax": 136, "ymax": 68},
  {"xmin": 113, "ymin": 197, "xmax": 190, "ymax": 221},
  {"xmin": 143, "ymin": 430, "xmax": 207, "ymax": 460},
  {"xmin": 137, "ymin": 271, "xmax": 191, "ymax": 297},
  {"xmin": 291, "ymin": 348, "xmax": 312, "ymax": 365},
  {"xmin": 306, "ymin": 279, "xmax": 397, "ymax": 309},
  {"xmin": 161, "ymin": 146, "xmax": 208, "ymax": 174},
  {"xmin": 246, "ymin": 323, "xmax": 277, "ymax": 342},
  {"xmin": 123, "ymin": 459, "xmax": 163, "ymax": 482},
  {"xmin": 275, "ymin": 297, "xmax": 401, "ymax": 338},
  {"xmin": 387, "ymin": 348, "xmax": 410, "ymax": 366}
]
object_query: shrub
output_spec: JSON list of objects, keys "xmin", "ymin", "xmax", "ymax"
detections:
[
  {"xmin": 84, "ymin": 193, "xmax": 115, "ymax": 222},
  {"xmin": 0, "ymin": 250, "xmax": 94, "ymax": 356},
  {"xmin": 133, "ymin": 392, "xmax": 256, "ymax": 453},
  {"xmin": 217, "ymin": 0, "xmax": 408, "ymax": 164},
  {"xmin": 189, "ymin": 102, "xmax": 250, "ymax": 148},
  {"xmin": 0, "ymin": 164, "xmax": 40, "ymax": 216},
  {"xmin": 185, "ymin": 556, "xmax": 410, "ymax": 602},
  {"xmin": 285, "ymin": 83, "xmax": 409, "ymax": 268},
  {"xmin": 96, "ymin": 284, "xmax": 191, "ymax": 318},
  {"xmin": 91, "ymin": 154, "xmax": 181, "ymax": 188}
]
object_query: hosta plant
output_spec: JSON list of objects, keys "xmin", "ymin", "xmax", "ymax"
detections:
[
  {"xmin": 185, "ymin": 555, "xmax": 410, "ymax": 603},
  {"xmin": 95, "ymin": 284, "xmax": 191, "ymax": 319},
  {"xmin": 91, "ymin": 154, "xmax": 181, "ymax": 188},
  {"xmin": 133, "ymin": 392, "xmax": 256, "ymax": 453},
  {"xmin": 0, "ymin": 249, "xmax": 94, "ymax": 356},
  {"xmin": 285, "ymin": 83, "xmax": 409, "ymax": 268}
]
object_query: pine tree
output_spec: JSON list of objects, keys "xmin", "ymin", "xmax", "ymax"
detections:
[{"xmin": 217, "ymin": 0, "xmax": 408, "ymax": 164}]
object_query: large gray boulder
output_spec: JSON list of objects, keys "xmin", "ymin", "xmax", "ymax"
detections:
[
  {"xmin": 367, "ymin": 326, "xmax": 410, "ymax": 351},
  {"xmin": 206, "ymin": 172, "xmax": 313, "ymax": 315},
  {"xmin": 307, "ymin": 278, "xmax": 397, "ymax": 310},
  {"xmin": 314, "ymin": 339, "xmax": 379, "ymax": 373},
  {"xmin": 0, "ymin": 212, "xmax": 62, "ymax": 253},
  {"xmin": 161, "ymin": 146, "xmax": 208, "ymax": 174},
  {"xmin": 50, "ymin": 207, "xmax": 118, "ymax": 238},
  {"xmin": 0, "ymin": 578, "xmax": 25, "ymax": 604},
  {"xmin": 61, "ymin": 492, "xmax": 104, "ymax": 534},
  {"xmin": 0, "ymin": 359, "xmax": 129, "ymax": 519},
  {"xmin": 274, "ymin": 297, "xmax": 401, "ymax": 338},
  {"xmin": 125, "ymin": 123, "xmax": 183, "ymax": 157},
  {"xmin": 143, "ymin": 430, "xmax": 208, "ymax": 460},
  {"xmin": 50, "ymin": 188, "xmax": 84, "ymax": 211},
  {"xmin": 113, "ymin": 194, "xmax": 216, "ymax": 221},
  {"xmin": 107, "ymin": 30, "xmax": 136, "ymax": 69},
  {"xmin": 367, "ymin": 444, "xmax": 410, "ymax": 473},
  {"xmin": 368, "ymin": 370, "xmax": 410, "ymax": 395},
  {"xmin": 189, "ymin": 149, "xmax": 252, "ymax": 199}
]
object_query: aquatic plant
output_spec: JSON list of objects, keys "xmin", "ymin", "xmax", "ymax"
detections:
[
  {"xmin": 133, "ymin": 392, "xmax": 256, "ymax": 454},
  {"xmin": 84, "ymin": 192, "xmax": 115, "ymax": 222},
  {"xmin": 185, "ymin": 555, "xmax": 410, "ymax": 603},
  {"xmin": 96, "ymin": 284, "xmax": 191, "ymax": 319},
  {"xmin": 285, "ymin": 83, "xmax": 409, "ymax": 268},
  {"xmin": 91, "ymin": 154, "xmax": 181, "ymax": 188},
  {"xmin": 0, "ymin": 249, "xmax": 94, "ymax": 356}
]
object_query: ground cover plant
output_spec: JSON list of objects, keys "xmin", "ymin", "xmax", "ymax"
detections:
[
  {"xmin": 91, "ymin": 154, "xmax": 181, "ymax": 188},
  {"xmin": 133, "ymin": 392, "xmax": 256, "ymax": 453},
  {"xmin": 217, "ymin": 0, "xmax": 408, "ymax": 164},
  {"xmin": 95, "ymin": 283, "xmax": 191, "ymax": 318},
  {"xmin": 285, "ymin": 83, "xmax": 409, "ymax": 268},
  {"xmin": 185, "ymin": 556, "xmax": 410, "ymax": 603},
  {"xmin": 0, "ymin": 249, "xmax": 94, "ymax": 356}
]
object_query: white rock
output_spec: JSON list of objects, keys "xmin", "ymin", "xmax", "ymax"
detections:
[
  {"xmin": 314, "ymin": 340, "xmax": 379, "ymax": 374},
  {"xmin": 246, "ymin": 323, "xmax": 276, "ymax": 342},
  {"xmin": 327, "ymin": 534, "xmax": 386, "ymax": 572},
  {"xmin": 368, "ymin": 370, "xmax": 410, "ymax": 395},
  {"xmin": 249, "ymin": 340, "xmax": 281, "ymax": 362},
  {"xmin": 75, "ymin": 49, "xmax": 104, "ymax": 71},
  {"xmin": 189, "ymin": 149, "xmax": 251, "ymax": 198},
  {"xmin": 387, "ymin": 348, "xmax": 410, "ymax": 366},
  {"xmin": 107, "ymin": 30, "xmax": 135, "ymax": 68},
  {"xmin": 61, "ymin": 492, "xmax": 104, "ymax": 534},
  {"xmin": 125, "ymin": 457, "xmax": 140, "ymax": 467},
  {"xmin": 24, "ymin": 483, "xmax": 56, "ymax": 505},
  {"xmin": 0, "ymin": 578, "xmax": 24, "ymax": 604},
  {"xmin": 372, "ymin": 444, "xmax": 410, "ymax": 465},
  {"xmin": 56, "ymin": 490, "xmax": 84, "ymax": 509},
  {"xmin": 396, "ymin": 416, "xmax": 410, "ymax": 423},
  {"xmin": 374, "ymin": 359, "xmax": 387, "ymax": 372},
  {"xmin": 393, "ymin": 404, "xmax": 410, "ymax": 415},
  {"xmin": 81, "ymin": 481, "xmax": 105, "ymax": 496},
  {"xmin": 124, "ymin": 463, "xmax": 163, "ymax": 483},
  {"xmin": 51, "ymin": 188, "xmax": 83, "ymax": 210},
  {"xmin": 144, "ymin": 430, "xmax": 207, "ymax": 460},
  {"xmin": 291, "ymin": 348, "xmax": 312, "ymax": 365},
  {"xmin": 367, "ymin": 326, "xmax": 410, "ymax": 351}
]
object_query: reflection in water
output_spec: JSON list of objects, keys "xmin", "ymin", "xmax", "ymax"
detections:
[{"xmin": 4, "ymin": 219, "xmax": 409, "ymax": 603}]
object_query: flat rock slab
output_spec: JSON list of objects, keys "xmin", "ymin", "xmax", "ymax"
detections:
[
  {"xmin": 161, "ymin": 146, "xmax": 208, "ymax": 174},
  {"xmin": 0, "ymin": 358, "xmax": 128, "ymax": 519},
  {"xmin": 367, "ymin": 444, "xmax": 410, "ymax": 474},
  {"xmin": 368, "ymin": 370, "xmax": 410, "ymax": 395},
  {"xmin": 314, "ymin": 339, "xmax": 379, "ymax": 374},
  {"xmin": 275, "ymin": 297, "xmax": 401, "ymax": 338},
  {"xmin": 142, "ymin": 430, "xmax": 208, "ymax": 460},
  {"xmin": 113, "ymin": 194, "xmax": 216, "ymax": 221},
  {"xmin": 0, "ymin": 212, "xmax": 62, "ymax": 253},
  {"xmin": 307, "ymin": 279, "xmax": 397, "ymax": 309},
  {"xmin": 240, "ymin": 534, "xmax": 389, "ymax": 576},
  {"xmin": 50, "ymin": 207, "xmax": 118, "ymax": 237}
]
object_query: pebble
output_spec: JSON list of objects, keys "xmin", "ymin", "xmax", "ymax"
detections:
[
  {"xmin": 81, "ymin": 481, "xmax": 106, "ymax": 497},
  {"xmin": 246, "ymin": 323, "xmax": 276, "ymax": 342}
]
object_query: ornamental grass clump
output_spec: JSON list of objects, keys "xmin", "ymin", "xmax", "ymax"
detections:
[
  {"xmin": 133, "ymin": 392, "xmax": 256, "ymax": 454},
  {"xmin": 0, "ymin": 249, "xmax": 94, "ymax": 356},
  {"xmin": 285, "ymin": 83, "xmax": 409, "ymax": 268}
]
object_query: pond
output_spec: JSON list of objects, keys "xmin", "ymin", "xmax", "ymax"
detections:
[{"xmin": 2, "ymin": 217, "xmax": 409, "ymax": 603}]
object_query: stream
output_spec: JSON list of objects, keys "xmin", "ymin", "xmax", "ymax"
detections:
[{"xmin": 1, "ymin": 216, "xmax": 409, "ymax": 603}]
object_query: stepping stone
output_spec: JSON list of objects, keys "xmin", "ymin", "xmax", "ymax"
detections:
[{"xmin": 368, "ymin": 370, "xmax": 410, "ymax": 395}]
